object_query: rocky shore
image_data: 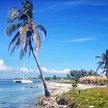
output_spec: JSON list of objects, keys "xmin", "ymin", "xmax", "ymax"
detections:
[
  {"xmin": 35, "ymin": 82, "xmax": 71, "ymax": 108},
  {"xmin": 36, "ymin": 96, "xmax": 68, "ymax": 108},
  {"xmin": 35, "ymin": 82, "xmax": 105, "ymax": 108}
]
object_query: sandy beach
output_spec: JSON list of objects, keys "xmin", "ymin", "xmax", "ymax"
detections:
[
  {"xmin": 36, "ymin": 82, "xmax": 106, "ymax": 108},
  {"xmin": 47, "ymin": 82, "xmax": 72, "ymax": 95},
  {"xmin": 47, "ymin": 82, "xmax": 105, "ymax": 96}
]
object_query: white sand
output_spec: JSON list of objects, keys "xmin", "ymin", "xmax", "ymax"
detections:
[
  {"xmin": 39, "ymin": 82, "xmax": 105, "ymax": 108},
  {"xmin": 47, "ymin": 82, "xmax": 106, "ymax": 95},
  {"xmin": 47, "ymin": 82, "xmax": 72, "ymax": 95},
  {"xmin": 77, "ymin": 84, "xmax": 96, "ymax": 89},
  {"xmin": 77, "ymin": 84, "xmax": 106, "ymax": 90}
]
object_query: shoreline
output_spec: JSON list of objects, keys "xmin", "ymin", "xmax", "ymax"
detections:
[
  {"xmin": 47, "ymin": 82, "xmax": 106, "ymax": 95},
  {"xmin": 36, "ymin": 82, "xmax": 72, "ymax": 108},
  {"xmin": 47, "ymin": 82, "xmax": 72, "ymax": 96},
  {"xmin": 36, "ymin": 82, "xmax": 106, "ymax": 108}
]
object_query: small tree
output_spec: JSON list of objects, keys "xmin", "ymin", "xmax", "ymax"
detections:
[
  {"xmin": 96, "ymin": 50, "xmax": 108, "ymax": 86},
  {"xmin": 53, "ymin": 75, "xmax": 57, "ymax": 80}
]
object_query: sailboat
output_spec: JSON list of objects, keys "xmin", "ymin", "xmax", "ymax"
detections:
[
  {"xmin": 13, "ymin": 60, "xmax": 33, "ymax": 83},
  {"xmin": 13, "ymin": 76, "xmax": 33, "ymax": 83}
]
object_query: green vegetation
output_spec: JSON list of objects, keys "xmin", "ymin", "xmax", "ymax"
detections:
[
  {"xmin": 61, "ymin": 87, "xmax": 108, "ymax": 108},
  {"xmin": 53, "ymin": 75, "xmax": 57, "ymax": 80},
  {"xmin": 67, "ymin": 69, "xmax": 98, "ymax": 86},
  {"xmin": 68, "ymin": 69, "xmax": 97, "ymax": 78},
  {"xmin": 96, "ymin": 50, "xmax": 108, "ymax": 86}
]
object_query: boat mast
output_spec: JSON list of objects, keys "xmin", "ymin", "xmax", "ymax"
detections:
[{"xmin": 23, "ymin": 56, "xmax": 26, "ymax": 79}]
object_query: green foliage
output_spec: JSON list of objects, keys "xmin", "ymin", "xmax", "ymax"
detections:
[
  {"xmin": 96, "ymin": 50, "xmax": 108, "ymax": 84},
  {"xmin": 53, "ymin": 75, "xmax": 57, "ymax": 80},
  {"xmin": 69, "ymin": 69, "xmax": 97, "ymax": 79},
  {"xmin": 72, "ymin": 81, "xmax": 78, "ymax": 88},
  {"xmin": 62, "ymin": 87, "xmax": 108, "ymax": 108},
  {"xmin": 45, "ymin": 77, "xmax": 51, "ymax": 81}
]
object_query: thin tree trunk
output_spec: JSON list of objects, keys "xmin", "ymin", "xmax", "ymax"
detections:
[{"xmin": 31, "ymin": 49, "xmax": 50, "ymax": 97}]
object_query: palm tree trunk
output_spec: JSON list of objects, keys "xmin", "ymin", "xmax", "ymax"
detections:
[{"xmin": 31, "ymin": 49, "xmax": 50, "ymax": 97}]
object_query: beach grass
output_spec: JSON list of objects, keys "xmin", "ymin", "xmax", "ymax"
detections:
[{"xmin": 61, "ymin": 87, "xmax": 108, "ymax": 108}]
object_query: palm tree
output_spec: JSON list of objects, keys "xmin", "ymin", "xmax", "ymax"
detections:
[
  {"xmin": 6, "ymin": 0, "xmax": 50, "ymax": 97},
  {"xmin": 96, "ymin": 50, "xmax": 108, "ymax": 86}
]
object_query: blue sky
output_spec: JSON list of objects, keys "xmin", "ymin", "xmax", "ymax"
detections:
[{"xmin": 0, "ymin": 0, "xmax": 108, "ymax": 78}]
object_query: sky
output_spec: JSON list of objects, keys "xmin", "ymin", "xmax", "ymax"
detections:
[{"xmin": 0, "ymin": 0, "xmax": 108, "ymax": 78}]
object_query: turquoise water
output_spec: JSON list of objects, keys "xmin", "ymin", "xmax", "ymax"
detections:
[{"xmin": 0, "ymin": 80, "xmax": 44, "ymax": 108}]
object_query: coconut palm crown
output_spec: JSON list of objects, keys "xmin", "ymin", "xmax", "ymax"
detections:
[
  {"xmin": 96, "ymin": 50, "xmax": 108, "ymax": 86},
  {"xmin": 6, "ymin": 0, "xmax": 46, "ymax": 58},
  {"xmin": 6, "ymin": 0, "xmax": 50, "ymax": 97}
]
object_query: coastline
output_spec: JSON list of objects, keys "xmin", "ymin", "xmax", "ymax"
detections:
[
  {"xmin": 36, "ymin": 82, "xmax": 106, "ymax": 108},
  {"xmin": 47, "ymin": 82, "xmax": 106, "ymax": 95},
  {"xmin": 47, "ymin": 82, "xmax": 72, "ymax": 96},
  {"xmin": 36, "ymin": 82, "xmax": 72, "ymax": 108}
]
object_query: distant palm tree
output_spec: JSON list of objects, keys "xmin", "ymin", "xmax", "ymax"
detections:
[
  {"xmin": 96, "ymin": 50, "xmax": 108, "ymax": 86},
  {"xmin": 6, "ymin": 0, "xmax": 50, "ymax": 97}
]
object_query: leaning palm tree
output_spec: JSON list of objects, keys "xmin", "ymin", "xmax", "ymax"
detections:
[
  {"xmin": 6, "ymin": 0, "xmax": 50, "ymax": 97},
  {"xmin": 96, "ymin": 50, "xmax": 108, "ymax": 86}
]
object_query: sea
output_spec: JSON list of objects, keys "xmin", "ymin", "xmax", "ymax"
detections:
[{"xmin": 0, "ymin": 79, "xmax": 44, "ymax": 108}]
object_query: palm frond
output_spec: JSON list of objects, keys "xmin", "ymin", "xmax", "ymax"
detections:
[
  {"xmin": 8, "ymin": 32, "xmax": 20, "ymax": 50},
  {"xmin": 19, "ymin": 39, "xmax": 28, "ymax": 59},
  {"xmin": 22, "ymin": 0, "xmax": 33, "ymax": 19},
  {"xmin": 19, "ymin": 24, "xmax": 28, "ymax": 43},
  {"xmin": 20, "ymin": 48, "xmax": 27, "ymax": 59},
  {"xmin": 9, "ymin": 36, "xmax": 20, "ymax": 55},
  {"xmin": 7, "ymin": 7, "xmax": 21, "ymax": 23},
  {"xmin": 7, "ymin": 0, "xmax": 33, "ymax": 23},
  {"xmin": 105, "ymin": 72, "xmax": 108, "ymax": 77},
  {"xmin": 20, "ymin": 31, "xmax": 33, "ymax": 59},
  {"xmin": 96, "ymin": 56, "xmax": 101, "ymax": 59},
  {"xmin": 97, "ymin": 61, "xmax": 104, "ymax": 65},
  {"xmin": 20, "ymin": 49, "xmax": 25, "ymax": 59},
  {"xmin": 22, "ymin": 0, "xmax": 33, "ymax": 9},
  {"xmin": 96, "ymin": 61, "xmax": 104, "ymax": 71},
  {"xmin": 7, "ymin": 0, "xmax": 47, "ymax": 59},
  {"xmin": 34, "ymin": 31, "xmax": 41, "ymax": 55},
  {"xmin": 101, "ymin": 70, "xmax": 106, "ymax": 74},
  {"xmin": 10, "ymin": 44, "xmax": 17, "ymax": 56},
  {"xmin": 28, "ymin": 37, "xmax": 32, "ymax": 57},
  {"xmin": 36, "ymin": 25, "xmax": 47, "ymax": 39},
  {"xmin": 6, "ymin": 23, "xmax": 21, "ymax": 36}
]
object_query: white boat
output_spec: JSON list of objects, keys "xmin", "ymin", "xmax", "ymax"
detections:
[
  {"xmin": 13, "ymin": 79, "xmax": 33, "ymax": 83},
  {"xmin": 13, "ymin": 61, "xmax": 33, "ymax": 83},
  {"xmin": 13, "ymin": 72, "xmax": 33, "ymax": 83}
]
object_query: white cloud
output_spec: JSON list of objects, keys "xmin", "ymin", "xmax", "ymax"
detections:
[
  {"xmin": 19, "ymin": 67, "xmax": 34, "ymax": 73},
  {"xmin": 41, "ymin": 67, "xmax": 70, "ymax": 74},
  {"xmin": 0, "ymin": 59, "xmax": 70, "ymax": 77},
  {"xmin": 63, "ymin": 37, "xmax": 96, "ymax": 43},
  {"xmin": 41, "ymin": 67, "xmax": 48, "ymax": 73},
  {"xmin": 0, "ymin": 59, "xmax": 34, "ymax": 74},
  {"xmin": 40, "ymin": 1, "xmax": 81, "ymax": 12},
  {"xmin": 40, "ymin": 0, "xmax": 108, "ymax": 12},
  {"xmin": 0, "ymin": 59, "xmax": 12, "ymax": 72},
  {"xmin": 80, "ymin": 0, "xmax": 108, "ymax": 6}
]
